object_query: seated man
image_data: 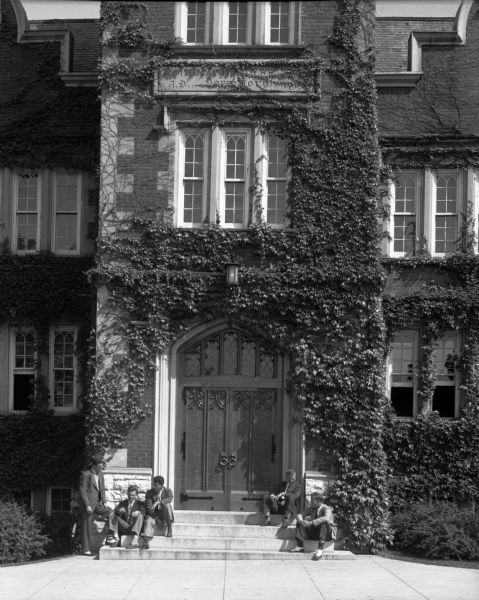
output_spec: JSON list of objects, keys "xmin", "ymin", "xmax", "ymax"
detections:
[
  {"xmin": 141, "ymin": 475, "xmax": 174, "ymax": 549},
  {"xmin": 106, "ymin": 485, "xmax": 145, "ymax": 549},
  {"xmin": 263, "ymin": 469, "xmax": 302, "ymax": 528},
  {"xmin": 290, "ymin": 491, "xmax": 337, "ymax": 560}
]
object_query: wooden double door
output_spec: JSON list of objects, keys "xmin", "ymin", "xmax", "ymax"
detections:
[{"xmin": 176, "ymin": 386, "xmax": 283, "ymax": 511}]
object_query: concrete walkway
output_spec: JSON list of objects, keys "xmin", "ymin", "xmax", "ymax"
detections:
[{"xmin": 1, "ymin": 555, "xmax": 478, "ymax": 600}]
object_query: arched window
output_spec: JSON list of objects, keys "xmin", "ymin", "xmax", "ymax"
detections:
[{"xmin": 183, "ymin": 329, "xmax": 278, "ymax": 379}]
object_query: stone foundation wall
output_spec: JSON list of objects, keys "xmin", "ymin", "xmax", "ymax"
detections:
[{"xmin": 103, "ymin": 467, "xmax": 153, "ymax": 509}]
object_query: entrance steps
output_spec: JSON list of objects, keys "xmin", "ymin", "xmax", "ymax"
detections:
[{"xmin": 99, "ymin": 511, "xmax": 355, "ymax": 560}]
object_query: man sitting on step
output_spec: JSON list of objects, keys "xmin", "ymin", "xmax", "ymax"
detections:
[
  {"xmin": 141, "ymin": 475, "xmax": 174, "ymax": 549},
  {"xmin": 263, "ymin": 469, "xmax": 302, "ymax": 528},
  {"xmin": 290, "ymin": 491, "xmax": 337, "ymax": 560},
  {"xmin": 106, "ymin": 485, "xmax": 145, "ymax": 549}
]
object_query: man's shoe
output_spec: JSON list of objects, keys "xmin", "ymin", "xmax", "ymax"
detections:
[
  {"xmin": 106, "ymin": 535, "xmax": 118, "ymax": 546},
  {"xmin": 262, "ymin": 517, "xmax": 271, "ymax": 526},
  {"xmin": 166, "ymin": 525, "xmax": 173, "ymax": 538},
  {"xmin": 128, "ymin": 535, "xmax": 139, "ymax": 549},
  {"xmin": 312, "ymin": 549, "xmax": 323, "ymax": 561},
  {"xmin": 290, "ymin": 546, "xmax": 304, "ymax": 553},
  {"xmin": 83, "ymin": 550, "xmax": 92, "ymax": 556},
  {"xmin": 142, "ymin": 542, "xmax": 150, "ymax": 550}
]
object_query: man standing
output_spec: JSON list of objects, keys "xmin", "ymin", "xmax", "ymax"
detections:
[
  {"xmin": 79, "ymin": 458, "xmax": 107, "ymax": 556},
  {"xmin": 290, "ymin": 491, "xmax": 337, "ymax": 560},
  {"xmin": 141, "ymin": 475, "xmax": 174, "ymax": 549},
  {"xmin": 106, "ymin": 485, "xmax": 145, "ymax": 549},
  {"xmin": 263, "ymin": 469, "xmax": 302, "ymax": 528}
]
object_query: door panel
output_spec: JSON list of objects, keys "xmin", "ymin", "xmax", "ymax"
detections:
[{"xmin": 177, "ymin": 386, "xmax": 282, "ymax": 511}]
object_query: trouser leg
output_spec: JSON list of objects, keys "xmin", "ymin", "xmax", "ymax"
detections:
[
  {"xmin": 81, "ymin": 510, "xmax": 93, "ymax": 552},
  {"xmin": 159, "ymin": 504, "xmax": 174, "ymax": 524}
]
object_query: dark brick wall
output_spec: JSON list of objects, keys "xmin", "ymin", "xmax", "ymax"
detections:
[
  {"xmin": 375, "ymin": 18, "xmax": 454, "ymax": 72},
  {"xmin": 378, "ymin": 4, "xmax": 479, "ymax": 138}
]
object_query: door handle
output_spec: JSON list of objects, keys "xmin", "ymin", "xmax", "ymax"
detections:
[
  {"xmin": 228, "ymin": 453, "xmax": 238, "ymax": 467},
  {"xmin": 219, "ymin": 452, "xmax": 229, "ymax": 467}
]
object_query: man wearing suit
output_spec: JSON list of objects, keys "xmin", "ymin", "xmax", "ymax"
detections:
[
  {"xmin": 290, "ymin": 491, "xmax": 337, "ymax": 560},
  {"xmin": 141, "ymin": 475, "xmax": 174, "ymax": 549},
  {"xmin": 79, "ymin": 458, "xmax": 107, "ymax": 555},
  {"xmin": 106, "ymin": 485, "xmax": 145, "ymax": 549},
  {"xmin": 263, "ymin": 469, "xmax": 302, "ymax": 528}
]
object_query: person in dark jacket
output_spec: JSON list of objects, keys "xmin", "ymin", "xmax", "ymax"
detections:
[
  {"xmin": 78, "ymin": 458, "xmax": 107, "ymax": 555},
  {"xmin": 106, "ymin": 485, "xmax": 145, "ymax": 549},
  {"xmin": 141, "ymin": 475, "xmax": 174, "ymax": 549},
  {"xmin": 290, "ymin": 491, "xmax": 337, "ymax": 560},
  {"xmin": 263, "ymin": 469, "xmax": 302, "ymax": 528}
]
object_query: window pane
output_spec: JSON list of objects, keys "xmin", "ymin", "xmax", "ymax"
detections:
[
  {"xmin": 17, "ymin": 214, "xmax": 37, "ymax": 251},
  {"xmin": 184, "ymin": 135, "xmax": 204, "ymax": 178},
  {"xmin": 17, "ymin": 174, "xmax": 38, "ymax": 212},
  {"xmin": 241, "ymin": 340, "xmax": 256, "ymax": 376},
  {"xmin": 228, "ymin": 2, "xmax": 248, "ymax": 43},
  {"xmin": 223, "ymin": 332, "xmax": 238, "ymax": 375},
  {"xmin": 267, "ymin": 181, "xmax": 286, "ymax": 224},
  {"xmin": 55, "ymin": 214, "xmax": 78, "ymax": 252},
  {"xmin": 187, "ymin": 2, "xmax": 206, "ymax": 43},
  {"xmin": 51, "ymin": 488, "xmax": 71, "ymax": 513},
  {"xmin": 432, "ymin": 387, "xmax": 455, "ymax": 418},
  {"xmin": 13, "ymin": 374, "xmax": 35, "ymax": 411},
  {"xmin": 436, "ymin": 175, "xmax": 457, "ymax": 213},
  {"xmin": 391, "ymin": 388, "xmax": 414, "ymax": 417},
  {"xmin": 393, "ymin": 216, "xmax": 416, "ymax": 254},
  {"xmin": 203, "ymin": 337, "xmax": 220, "ymax": 375},
  {"xmin": 267, "ymin": 136, "xmax": 287, "ymax": 178},
  {"xmin": 183, "ymin": 134, "xmax": 205, "ymax": 224},
  {"xmin": 225, "ymin": 182, "xmax": 245, "ymax": 224},
  {"xmin": 395, "ymin": 175, "xmax": 417, "ymax": 214},
  {"xmin": 185, "ymin": 347, "xmax": 201, "ymax": 377},
  {"xmin": 56, "ymin": 174, "xmax": 78, "ymax": 211},
  {"xmin": 270, "ymin": 2, "xmax": 290, "ymax": 43},
  {"xmin": 226, "ymin": 135, "xmax": 246, "ymax": 179},
  {"xmin": 53, "ymin": 331, "xmax": 75, "ymax": 408},
  {"xmin": 435, "ymin": 216, "xmax": 457, "ymax": 253},
  {"xmin": 15, "ymin": 333, "xmax": 35, "ymax": 368}
]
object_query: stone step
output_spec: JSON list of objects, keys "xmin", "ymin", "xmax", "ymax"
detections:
[
  {"xmin": 151, "ymin": 522, "xmax": 296, "ymax": 538},
  {"xmin": 100, "ymin": 547, "xmax": 354, "ymax": 561},
  {"xmin": 171, "ymin": 511, "xmax": 279, "ymax": 525}
]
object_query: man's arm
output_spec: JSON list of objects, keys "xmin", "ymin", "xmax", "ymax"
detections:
[
  {"xmin": 78, "ymin": 471, "xmax": 91, "ymax": 510},
  {"xmin": 160, "ymin": 488, "xmax": 173, "ymax": 505},
  {"xmin": 312, "ymin": 505, "xmax": 334, "ymax": 526}
]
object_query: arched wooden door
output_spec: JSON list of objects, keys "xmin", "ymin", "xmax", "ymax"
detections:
[{"xmin": 175, "ymin": 328, "xmax": 283, "ymax": 511}]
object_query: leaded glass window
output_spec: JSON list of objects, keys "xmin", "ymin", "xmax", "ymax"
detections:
[{"xmin": 183, "ymin": 330, "xmax": 278, "ymax": 378}]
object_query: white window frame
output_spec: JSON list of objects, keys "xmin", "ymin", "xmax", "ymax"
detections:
[
  {"xmin": 176, "ymin": 1, "xmax": 210, "ymax": 44},
  {"xmin": 388, "ymin": 170, "xmax": 421, "ymax": 258},
  {"xmin": 387, "ymin": 330, "xmax": 419, "ymax": 419},
  {"xmin": 264, "ymin": 1, "xmax": 295, "ymax": 45},
  {"xmin": 258, "ymin": 131, "xmax": 290, "ymax": 228},
  {"xmin": 9, "ymin": 328, "xmax": 37, "ymax": 412},
  {"xmin": 175, "ymin": 125, "xmax": 289, "ymax": 230},
  {"xmin": 49, "ymin": 326, "xmax": 78, "ymax": 413},
  {"xmin": 429, "ymin": 169, "xmax": 463, "ymax": 257},
  {"xmin": 47, "ymin": 486, "xmax": 74, "ymax": 516},
  {"xmin": 218, "ymin": 1, "xmax": 254, "ymax": 45},
  {"xmin": 53, "ymin": 172, "xmax": 81, "ymax": 255},
  {"xmin": 175, "ymin": 129, "xmax": 210, "ymax": 228},
  {"xmin": 432, "ymin": 331, "xmax": 460, "ymax": 418},
  {"xmin": 218, "ymin": 128, "xmax": 251, "ymax": 229},
  {"xmin": 13, "ymin": 172, "xmax": 41, "ymax": 254},
  {"xmin": 177, "ymin": 2, "xmax": 296, "ymax": 46}
]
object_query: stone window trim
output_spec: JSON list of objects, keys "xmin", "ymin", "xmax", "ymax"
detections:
[
  {"xmin": 384, "ymin": 167, "xmax": 477, "ymax": 258},
  {"xmin": 387, "ymin": 329, "xmax": 461, "ymax": 419},
  {"xmin": 175, "ymin": 1, "xmax": 298, "ymax": 46},
  {"xmin": 174, "ymin": 124, "xmax": 290, "ymax": 229}
]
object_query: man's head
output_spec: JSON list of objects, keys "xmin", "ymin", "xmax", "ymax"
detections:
[
  {"xmin": 153, "ymin": 475, "xmax": 165, "ymax": 492},
  {"xmin": 91, "ymin": 458, "xmax": 103, "ymax": 474},
  {"xmin": 127, "ymin": 485, "xmax": 139, "ymax": 501},
  {"xmin": 285, "ymin": 469, "xmax": 296, "ymax": 483},
  {"xmin": 310, "ymin": 491, "xmax": 324, "ymax": 507}
]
